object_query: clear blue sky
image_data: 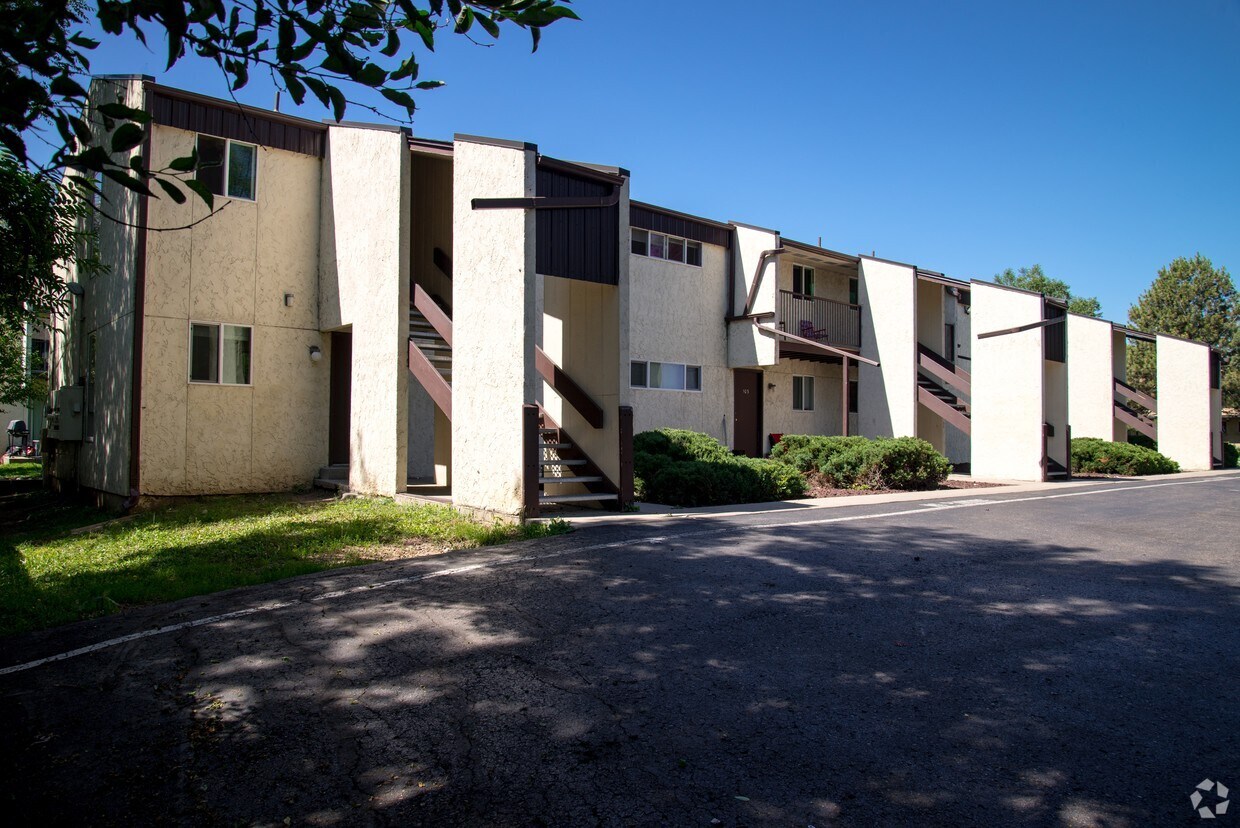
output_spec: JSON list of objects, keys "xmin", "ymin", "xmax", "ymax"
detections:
[{"xmin": 60, "ymin": 0, "xmax": 1240, "ymax": 322}]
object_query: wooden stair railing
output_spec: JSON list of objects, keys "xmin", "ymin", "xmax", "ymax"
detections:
[
  {"xmin": 523, "ymin": 403, "xmax": 633, "ymax": 517},
  {"xmin": 1113, "ymin": 378, "xmax": 1157, "ymax": 413},
  {"xmin": 917, "ymin": 383, "xmax": 971, "ymax": 435},
  {"xmin": 535, "ymin": 349, "xmax": 605, "ymax": 429},
  {"xmin": 917, "ymin": 344, "xmax": 971, "ymax": 400},
  {"xmin": 1113, "ymin": 401, "xmax": 1156, "ymax": 442}
]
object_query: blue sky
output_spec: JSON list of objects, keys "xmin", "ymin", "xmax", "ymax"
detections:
[{"xmin": 58, "ymin": 0, "xmax": 1240, "ymax": 322}]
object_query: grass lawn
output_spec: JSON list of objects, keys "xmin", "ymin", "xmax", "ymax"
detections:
[
  {"xmin": 0, "ymin": 461, "xmax": 42, "ymax": 480},
  {"xmin": 0, "ymin": 492, "xmax": 568, "ymax": 637}
]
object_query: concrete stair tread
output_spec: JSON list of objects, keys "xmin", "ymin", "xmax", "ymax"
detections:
[
  {"xmin": 541, "ymin": 458, "xmax": 586, "ymax": 466},
  {"xmin": 539, "ymin": 493, "xmax": 619, "ymax": 503},
  {"xmin": 539, "ymin": 475, "xmax": 604, "ymax": 484}
]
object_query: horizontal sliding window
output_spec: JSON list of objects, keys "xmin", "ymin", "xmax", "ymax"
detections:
[
  {"xmin": 190, "ymin": 322, "xmax": 252, "ymax": 385},
  {"xmin": 631, "ymin": 228, "xmax": 702, "ymax": 267},
  {"xmin": 631, "ymin": 361, "xmax": 702, "ymax": 391}
]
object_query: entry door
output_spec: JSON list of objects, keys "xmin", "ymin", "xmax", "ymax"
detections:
[
  {"xmin": 733, "ymin": 370, "xmax": 763, "ymax": 457},
  {"xmin": 328, "ymin": 331, "xmax": 352, "ymax": 465}
]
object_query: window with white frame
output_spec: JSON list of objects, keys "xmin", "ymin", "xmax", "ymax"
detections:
[
  {"xmin": 793, "ymin": 264, "xmax": 815, "ymax": 296},
  {"xmin": 196, "ymin": 135, "xmax": 257, "ymax": 201},
  {"xmin": 792, "ymin": 375, "xmax": 814, "ymax": 411},
  {"xmin": 631, "ymin": 228, "xmax": 703, "ymax": 267},
  {"xmin": 631, "ymin": 360, "xmax": 702, "ymax": 391},
  {"xmin": 190, "ymin": 323, "xmax": 252, "ymax": 385}
]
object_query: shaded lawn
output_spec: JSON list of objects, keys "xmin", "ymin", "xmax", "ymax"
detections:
[
  {"xmin": 0, "ymin": 492, "xmax": 567, "ymax": 637},
  {"xmin": 0, "ymin": 462, "xmax": 42, "ymax": 480}
]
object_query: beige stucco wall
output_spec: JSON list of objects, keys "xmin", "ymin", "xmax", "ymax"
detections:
[
  {"xmin": 1156, "ymin": 335, "xmax": 1214, "ymax": 470},
  {"xmin": 763, "ymin": 360, "xmax": 851, "ymax": 445},
  {"xmin": 140, "ymin": 121, "xmax": 328, "ymax": 494},
  {"xmin": 319, "ymin": 125, "xmax": 411, "ymax": 495},
  {"xmin": 857, "ymin": 257, "xmax": 917, "ymax": 439},
  {"xmin": 628, "ymin": 238, "xmax": 730, "ymax": 441},
  {"xmin": 727, "ymin": 225, "xmax": 779, "ymax": 368},
  {"xmin": 777, "ymin": 256, "xmax": 849, "ymax": 304},
  {"xmin": 1066, "ymin": 314, "xmax": 1117, "ymax": 442},
  {"xmin": 970, "ymin": 282, "xmax": 1046, "ymax": 481},
  {"xmin": 916, "ymin": 278, "xmax": 944, "ymax": 354},
  {"xmin": 48, "ymin": 77, "xmax": 147, "ymax": 497},
  {"xmin": 451, "ymin": 137, "xmax": 537, "ymax": 517}
]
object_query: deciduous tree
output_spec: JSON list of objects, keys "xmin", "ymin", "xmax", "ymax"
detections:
[{"xmin": 994, "ymin": 264, "xmax": 1102, "ymax": 317}]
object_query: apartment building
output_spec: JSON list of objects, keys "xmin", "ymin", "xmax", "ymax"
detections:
[{"xmin": 45, "ymin": 76, "xmax": 1225, "ymax": 514}]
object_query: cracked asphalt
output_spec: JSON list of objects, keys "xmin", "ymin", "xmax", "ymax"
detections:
[{"xmin": 1, "ymin": 473, "xmax": 1238, "ymax": 827}]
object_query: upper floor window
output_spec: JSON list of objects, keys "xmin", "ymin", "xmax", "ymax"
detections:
[
  {"xmin": 190, "ymin": 322, "xmax": 252, "ymax": 385},
  {"xmin": 793, "ymin": 265, "xmax": 815, "ymax": 296},
  {"xmin": 196, "ymin": 135, "xmax": 257, "ymax": 201},
  {"xmin": 849, "ymin": 277, "xmax": 859, "ymax": 305},
  {"xmin": 631, "ymin": 229, "xmax": 702, "ymax": 267},
  {"xmin": 631, "ymin": 360, "xmax": 702, "ymax": 391}
]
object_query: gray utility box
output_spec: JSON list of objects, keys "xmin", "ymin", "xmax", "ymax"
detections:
[{"xmin": 45, "ymin": 385, "xmax": 85, "ymax": 441}]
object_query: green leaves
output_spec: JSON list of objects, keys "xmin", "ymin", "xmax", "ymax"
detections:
[
  {"xmin": 110, "ymin": 123, "xmax": 145, "ymax": 153},
  {"xmin": 183, "ymin": 179, "xmax": 215, "ymax": 211}
]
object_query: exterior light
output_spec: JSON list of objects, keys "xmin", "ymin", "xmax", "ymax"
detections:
[{"xmin": 308, "ymin": 345, "xmax": 322, "ymax": 362}]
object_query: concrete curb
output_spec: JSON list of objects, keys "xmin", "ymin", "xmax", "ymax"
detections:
[{"xmin": 553, "ymin": 468, "xmax": 1240, "ymax": 528}]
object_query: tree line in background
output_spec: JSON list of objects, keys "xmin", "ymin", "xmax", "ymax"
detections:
[{"xmin": 995, "ymin": 257, "xmax": 1239, "ymax": 409}]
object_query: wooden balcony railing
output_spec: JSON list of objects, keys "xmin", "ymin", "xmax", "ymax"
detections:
[{"xmin": 778, "ymin": 290, "xmax": 861, "ymax": 350}]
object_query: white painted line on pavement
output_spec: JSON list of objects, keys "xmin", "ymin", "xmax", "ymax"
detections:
[{"xmin": 1, "ymin": 474, "xmax": 1233, "ymax": 677}]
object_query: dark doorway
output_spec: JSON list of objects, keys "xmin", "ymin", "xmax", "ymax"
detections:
[
  {"xmin": 733, "ymin": 369, "xmax": 763, "ymax": 457},
  {"xmin": 328, "ymin": 331, "xmax": 352, "ymax": 466}
]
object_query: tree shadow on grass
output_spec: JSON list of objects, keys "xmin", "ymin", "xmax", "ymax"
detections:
[{"xmin": 1, "ymin": 502, "xmax": 1238, "ymax": 826}]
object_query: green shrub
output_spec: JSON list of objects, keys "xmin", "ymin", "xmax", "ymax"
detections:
[
  {"xmin": 817, "ymin": 436, "xmax": 951, "ymax": 490},
  {"xmin": 770, "ymin": 434, "xmax": 870, "ymax": 474},
  {"xmin": 633, "ymin": 429, "xmax": 806, "ymax": 506},
  {"xmin": 1223, "ymin": 442, "xmax": 1238, "ymax": 469},
  {"xmin": 1070, "ymin": 437, "xmax": 1180, "ymax": 476}
]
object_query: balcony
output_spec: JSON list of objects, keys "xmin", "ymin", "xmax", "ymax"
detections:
[{"xmin": 778, "ymin": 290, "xmax": 862, "ymax": 350}]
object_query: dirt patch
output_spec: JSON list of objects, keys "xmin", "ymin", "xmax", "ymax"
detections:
[
  {"xmin": 804, "ymin": 473, "xmax": 1005, "ymax": 498},
  {"xmin": 315, "ymin": 537, "xmax": 458, "ymax": 564}
]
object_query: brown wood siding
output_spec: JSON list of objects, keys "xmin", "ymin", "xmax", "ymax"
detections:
[
  {"xmin": 631, "ymin": 204, "xmax": 731, "ymax": 249},
  {"xmin": 535, "ymin": 166, "xmax": 619, "ymax": 285},
  {"xmin": 149, "ymin": 90, "xmax": 325, "ymax": 157}
]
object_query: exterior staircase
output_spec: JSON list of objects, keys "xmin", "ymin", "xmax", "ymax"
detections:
[
  {"xmin": 532, "ymin": 408, "xmax": 621, "ymax": 510},
  {"xmin": 409, "ymin": 304, "xmax": 452, "ymax": 387},
  {"xmin": 313, "ymin": 463, "xmax": 348, "ymax": 491},
  {"xmin": 916, "ymin": 345, "xmax": 972, "ymax": 435}
]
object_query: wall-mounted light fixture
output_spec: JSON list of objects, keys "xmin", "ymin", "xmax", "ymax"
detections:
[
  {"xmin": 284, "ymin": 293, "xmax": 295, "ymax": 307},
  {"xmin": 767, "ymin": 382, "xmax": 777, "ymax": 391},
  {"xmin": 308, "ymin": 345, "xmax": 322, "ymax": 362}
]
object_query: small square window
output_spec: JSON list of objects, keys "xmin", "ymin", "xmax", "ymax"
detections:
[
  {"xmin": 686, "ymin": 241, "xmax": 702, "ymax": 267},
  {"xmin": 848, "ymin": 379, "xmax": 858, "ymax": 414},
  {"xmin": 666, "ymin": 236, "xmax": 685, "ymax": 263},
  {"xmin": 196, "ymin": 135, "xmax": 257, "ymax": 201},
  {"xmin": 793, "ymin": 375, "xmax": 814, "ymax": 411},
  {"xmin": 849, "ymin": 277, "xmax": 859, "ymax": 305},
  {"xmin": 191, "ymin": 322, "xmax": 252, "ymax": 385},
  {"xmin": 686, "ymin": 365, "xmax": 701, "ymax": 391},
  {"xmin": 649, "ymin": 233, "xmax": 667, "ymax": 260},
  {"xmin": 630, "ymin": 361, "xmax": 648, "ymax": 388},
  {"xmin": 631, "ymin": 229, "xmax": 649, "ymax": 256}
]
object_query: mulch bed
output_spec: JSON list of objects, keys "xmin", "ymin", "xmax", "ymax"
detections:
[{"xmin": 803, "ymin": 473, "xmax": 1004, "ymax": 498}]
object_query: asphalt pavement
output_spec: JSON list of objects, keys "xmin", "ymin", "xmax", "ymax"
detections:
[{"xmin": 2, "ymin": 473, "xmax": 1238, "ymax": 826}]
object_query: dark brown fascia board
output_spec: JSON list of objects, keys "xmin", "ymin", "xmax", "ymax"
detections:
[
  {"xmin": 454, "ymin": 133, "xmax": 537, "ymax": 152},
  {"xmin": 538, "ymin": 154, "xmax": 628, "ymax": 185},
  {"xmin": 408, "ymin": 138, "xmax": 454, "ymax": 158},
  {"xmin": 729, "ymin": 219, "xmax": 781, "ymax": 236},
  {"xmin": 96, "ymin": 73, "xmax": 155, "ymax": 82},
  {"xmin": 145, "ymin": 82, "xmax": 328, "ymax": 133},
  {"xmin": 781, "ymin": 237, "xmax": 860, "ymax": 266},
  {"xmin": 630, "ymin": 200, "xmax": 733, "ymax": 232},
  {"xmin": 1044, "ymin": 295, "xmax": 1069, "ymax": 310},
  {"xmin": 916, "ymin": 270, "xmax": 970, "ymax": 290},
  {"xmin": 324, "ymin": 120, "xmax": 410, "ymax": 135},
  {"xmin": 1112, "ymin": 323, "xmax": 1157, "ymax": 342}
]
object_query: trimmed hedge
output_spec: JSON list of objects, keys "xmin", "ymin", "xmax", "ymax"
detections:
[
  {"xmin": 772, "ymin": 434, "xmax": 951, "ymax": 490},
  {"xmin": 1070, "ymin": 437, "xmax": 1179, "ymax": 476},
  {"xmin": 634, "ymin": 429, "xmax": 806, "ymax": 507},
  {"xmin": 1224, "ymin": 442, "xmax": 1238, "ymax": 469}
]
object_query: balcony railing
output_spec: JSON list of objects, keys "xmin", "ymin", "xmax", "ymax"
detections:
[{"xmin": 778, "ymin": 290, "xmax": 862, "ymax": 350}]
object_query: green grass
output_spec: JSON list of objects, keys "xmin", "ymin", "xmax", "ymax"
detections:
[
  {"xmin": 0, "ymin": 461, "xmax": 42, "ymax": 480},
  {"xmin": 0, "ymin": 493, "xmax": 569, "ymax": 637}
]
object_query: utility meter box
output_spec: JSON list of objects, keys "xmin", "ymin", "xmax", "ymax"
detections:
[{"xmin": 45, "ymin": 386, "xmax": 85, "ymax": 441}]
